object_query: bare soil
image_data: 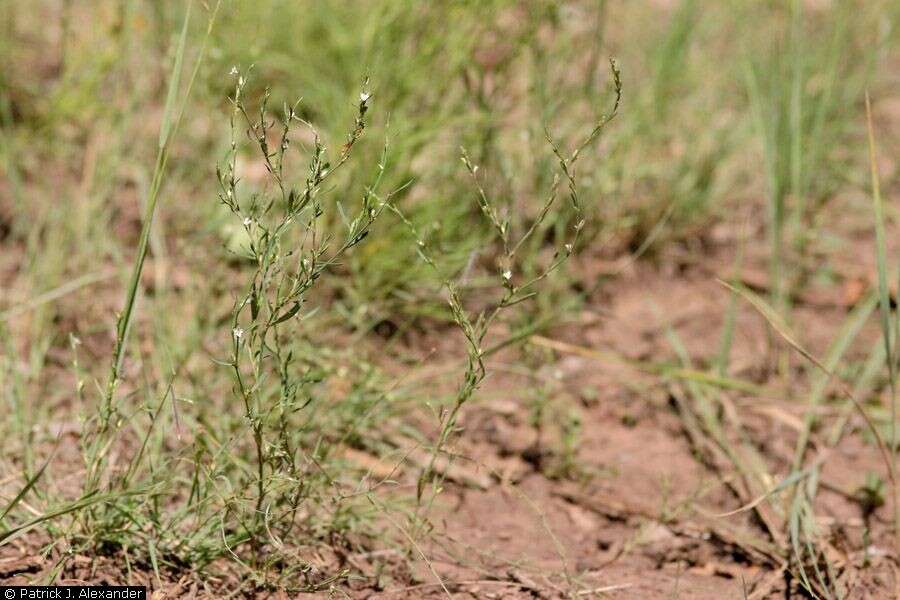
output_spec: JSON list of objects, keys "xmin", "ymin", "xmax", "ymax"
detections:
[{"xmin": 379, "ymin": 240, "xmax": 899, "ymax": 599}]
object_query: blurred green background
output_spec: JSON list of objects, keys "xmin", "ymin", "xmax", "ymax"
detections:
[{"xmin": 3, "ymin": 1, "xmax": 894, "ymax": 329}]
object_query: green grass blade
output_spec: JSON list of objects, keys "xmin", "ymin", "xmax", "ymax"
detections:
[
  {"xmin": 0, "ymin": 490, "xmax": 144, "ymax": 546},
  {"xmin": 865, "ymin": 93, "xmax": 895, "ymax": 406},
  {"xmin": 720, "ymin": 279, "xmax": 894, "ymax": 486},
  {"xmin": 159, "ymin": 1, "xmax": 192, "ymax": 150},
  {"xmin": 0, "ymin": 453, "xmax": 53, "ymax": 524},
  {"xmin": 866, "ymin": 91, "xmax": 898, "ymax": 555},
  {"xmin": 792, "ymin": 292, "xmax": 877, "ymax": 469}
]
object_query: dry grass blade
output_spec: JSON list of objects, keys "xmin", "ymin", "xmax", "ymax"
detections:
[
  {"xmin": 530, "ymin": 334, "xmax": 764, "ymax": 394},
  {"xmin": 718, "ymin": 279, "xmax": 895, "ymax": 489},
  {"xmin": 714, "ymin": 466, "xmax": 814, "ymax": 518},
  {"xmin": 0, "ymin": 270, "xmax": 116, "ymax": 322}
]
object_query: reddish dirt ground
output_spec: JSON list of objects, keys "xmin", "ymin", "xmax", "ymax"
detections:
[{"xmin": 380, "ymin": 251, "xmax": 899, "ymax": 599}]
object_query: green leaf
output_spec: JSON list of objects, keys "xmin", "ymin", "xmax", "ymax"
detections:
[
  {"xmin": 159, "ymin": 1, "xmax": 193, "ymax": 149},
  {"xmin": 273, "ymin": 302, "xmax": 302, "ymax": 325}
]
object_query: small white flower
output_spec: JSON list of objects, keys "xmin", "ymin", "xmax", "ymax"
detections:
[
  {"xmin": 359, "ymin": 91, "xmax": 371, "ymax": 103},
  {"xmin": 232, "ymin": 327, "xmax": 244, "ymax": 340},
  {"xmin": 229, "ymin": 66, "xmax": 239, "ymax": 76},
  {"xmin": 242, "ymin": 217, "xmax": 252, "ymax": 227},
  {"xmin": 565, "ymin": 243, "xmax": 573, "ymax": 253},
  {"xmin": 502, "ymin": 269, "xmax": 512, "ymax": 281}
]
